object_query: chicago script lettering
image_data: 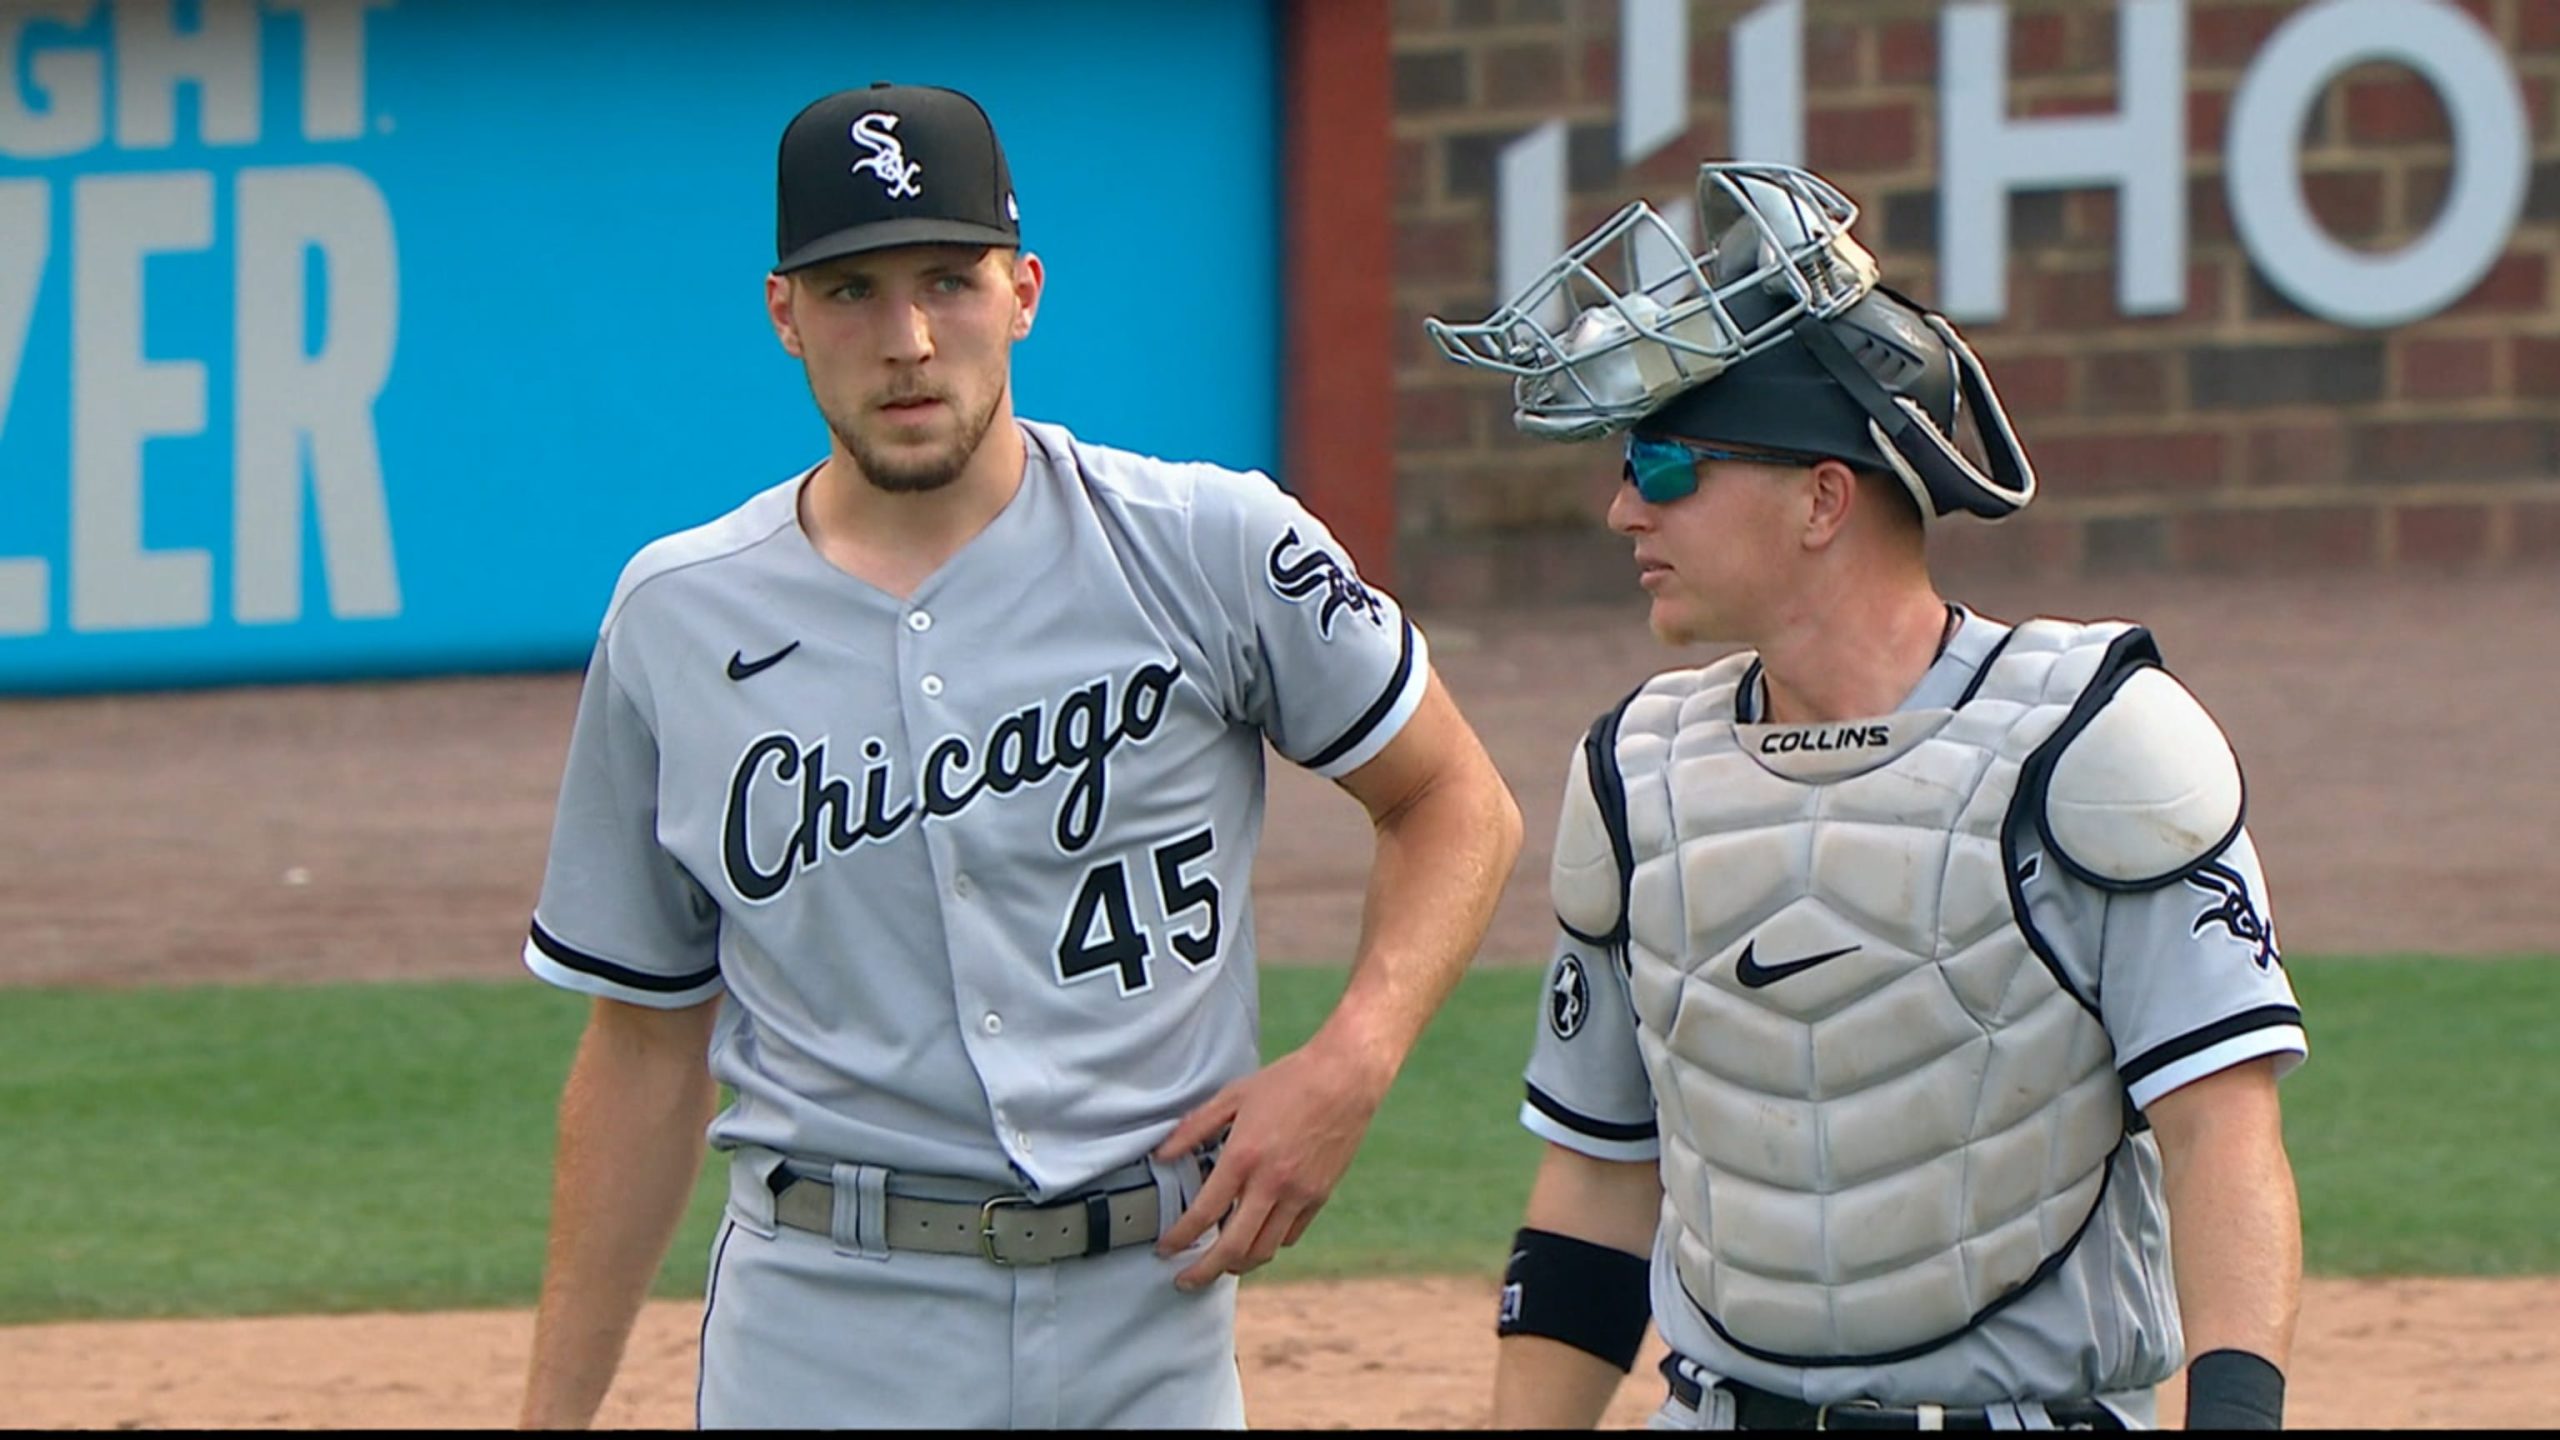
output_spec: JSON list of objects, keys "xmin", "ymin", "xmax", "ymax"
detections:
[{"xmin": 723, "ymin": 662, "xmax": 1182, "ymax": 900}]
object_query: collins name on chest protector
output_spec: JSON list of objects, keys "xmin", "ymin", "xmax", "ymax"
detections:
[{"xmin": 1549, "ymin": 620, "xmax": 2243, "ymax": 1366}]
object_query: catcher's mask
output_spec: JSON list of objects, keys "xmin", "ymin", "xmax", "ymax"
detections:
[
  {"xmin": 1424, "ymin": 163, "xmax": 1879, "ymax": 441},
  {"xmin": 1431, "ymin": 161, "xmax": 2036, "ymax": 523}
]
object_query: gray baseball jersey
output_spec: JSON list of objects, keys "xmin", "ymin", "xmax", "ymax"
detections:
[
  {"xmin": 1522, "ymin": 607, "xmax": 2306, "ymax": 1408},
  {"xmin": 524, "ymin": 417, "xmax": 1427, "ymax": 1199}
]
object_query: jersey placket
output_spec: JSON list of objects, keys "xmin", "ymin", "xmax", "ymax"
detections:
[{"xmin": 899, "ymin": 594, "xmax": 1043, "ymax": 1187}]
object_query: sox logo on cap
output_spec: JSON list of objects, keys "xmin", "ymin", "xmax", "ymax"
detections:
[{"xmin": 849, "ymin": 111, "xmax": 923, "ymax": 199}]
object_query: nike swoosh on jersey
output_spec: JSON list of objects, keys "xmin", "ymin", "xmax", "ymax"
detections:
[
  {"xmin": 726, "ymin": 641, "xmax": 801, "ymax": 681},
  {"xmin": 1733, "ymin": 940, "xmax": 1862, "ymax": 989}
]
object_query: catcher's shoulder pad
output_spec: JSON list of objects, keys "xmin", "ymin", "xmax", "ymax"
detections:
[
  {"xmin": 2042, "ymin": 666, "xmax": 2244, "ymax": 889},
  {"xmin": 1550, "ymin": 666, "xmax": 1716, "ymax": 943},
  {"xmin": 1552, "ymin": 736, "xmax": 1624, "ymax": 943}
]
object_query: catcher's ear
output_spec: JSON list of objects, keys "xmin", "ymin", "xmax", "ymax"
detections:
[
  {"xmin": 767, "ymin": 273, "xmax": 805, "ymax": 358},
  {"xmin": 1800, "ymin": 459, "xmax": 1860, "ymax": 551}
]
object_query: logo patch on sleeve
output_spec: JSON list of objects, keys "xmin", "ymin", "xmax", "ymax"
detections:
[
  {"xmin": 2187, "ymin": 859, "xmax": 2281, "ymax": 970},
  {"xmin": 1266, "ymin": 527, "xmax": 1385, "ymax": 639},
  {"xmin": 1548, "ymin": 954, "xmax": 1591, "ymax": 1040}
]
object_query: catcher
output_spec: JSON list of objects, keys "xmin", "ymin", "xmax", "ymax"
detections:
[{"xmin": 1429, "ymin": 163, "xmax": 2305, "ymax": 1430}]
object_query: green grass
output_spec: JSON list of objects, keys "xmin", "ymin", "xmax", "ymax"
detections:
[
  {"xmin": 0, "ymin": 981, "xmax": 724, "ymax": 1323},
  {"xmin": 2270, "ymin": 956, "xmax": 2560, "ymax": 1275},
  {"xmin": 1251, "ymin": 966, "xmax": 1548, "ymax": 1283},
  {"xmin": 0, "ymin": 956, "xmax": 2550, "ymax": 1322}
]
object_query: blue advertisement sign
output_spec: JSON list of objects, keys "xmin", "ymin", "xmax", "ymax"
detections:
[{"xmin": 0, "ymin": 0, "xmax": 1276, "ymax": 692}]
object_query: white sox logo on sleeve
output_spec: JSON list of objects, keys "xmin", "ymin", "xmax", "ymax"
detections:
[
  {"xmin": 1266, "ymin": 527, "xmax": 1385, "ymax": 639},
  {"xmin": 721, "ymin": 661, "xmax": 1180, "ymax": 902},
  {"xmin": 848, "ymin": 112, "xmax": 924, "ymax": 199},
  {"xmin": 2187, "ymin": 859, "xmax": 2281, "ymax": 970}
]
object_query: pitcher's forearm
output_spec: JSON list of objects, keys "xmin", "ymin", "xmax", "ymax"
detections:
[
  {"xmin": 1321, "ymin": 760, "xmax": 1523, "ymax": 1079},
  {"xmin": 519, "ymin": 1012, "xmax": 720, "ymax": 1428}
]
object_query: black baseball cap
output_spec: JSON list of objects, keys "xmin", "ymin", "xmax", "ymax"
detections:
[{"xmin": 774, "ymin": 82, "xmax": 1020, "ymax": 274}]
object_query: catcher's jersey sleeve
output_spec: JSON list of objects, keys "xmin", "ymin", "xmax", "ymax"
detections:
[
  {"xmin": 522, "ymin": 636, "xmax": 723, "ymax": 1009},
  {"xmin": 1519, "ymin": 929, "xmax": 1660, "ymax": 1162},
  {"xmin": 1186, "ymin": 466, "xmax": 1427, "ymax": 778},
  {"xmin": 2016, "ymin": 820, "xmax": 2304, "ymax": 1110},
  {"xmin": 2088, "ymin": 828, "xmax": 2306, "ymax": 1110}
]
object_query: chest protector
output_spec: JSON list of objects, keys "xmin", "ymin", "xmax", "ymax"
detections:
[{"xmin": 1570, "ymin": 620, "xmax": 2217, "ymax": 1366}]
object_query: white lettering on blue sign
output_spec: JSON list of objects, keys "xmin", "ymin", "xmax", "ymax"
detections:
[
  {"xmin": 0, "ymin": 0, "xmax": 401, "ymax": 637},
  {"xmin": 0, "ymin": 180, "xmax": 47, "ymax": 637}
]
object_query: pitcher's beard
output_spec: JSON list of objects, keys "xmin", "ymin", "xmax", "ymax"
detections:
[{"xmin": 830, "ymin": 385, "xmax": 1009, "ymax": 495}]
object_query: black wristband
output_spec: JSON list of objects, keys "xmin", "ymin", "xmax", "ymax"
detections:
[
  {"xmin": 2185, "ymin": 1348, "xmax": 2285, "ymax": 1430},
  {"xmin": 1494, "ymin": 1227, "xmax": 1651, "ymax": 1372}
]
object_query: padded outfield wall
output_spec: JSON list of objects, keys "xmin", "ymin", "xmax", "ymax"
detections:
[{"xmin": 0, "ymin": 0, "xmax": 1284, "ymax": 693}]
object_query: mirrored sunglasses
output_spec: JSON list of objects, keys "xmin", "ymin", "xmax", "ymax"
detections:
[{"xmin": 1622, "ymin": 434, "xmax": 1831, "ymax": 503}]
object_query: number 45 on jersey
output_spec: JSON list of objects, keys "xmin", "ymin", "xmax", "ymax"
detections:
[{"xmin": 1055, "ymin": 826, "xmax": 1221, "ymax": 997}]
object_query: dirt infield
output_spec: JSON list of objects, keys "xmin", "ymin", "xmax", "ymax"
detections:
[
  {"xmin": 3, "ymin": 1276, "xmax": 2554, "ymax": 1430},
  {"xmin": 4, "ymin": 570, "xmax": 2556, "ymax": 1427},
  {"xmin": 4, "ymin": 570, "xmax": 2556, "ymax": 990}
]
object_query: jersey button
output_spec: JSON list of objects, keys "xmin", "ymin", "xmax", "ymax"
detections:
[
  {"xmin": 982, "ymin": 1012, "xmax": 1003, "ymax": 1036},
  {"xmin": 906, "ymin": 610, "xmax": 932, "ymax": 632},
  {"xmin": 953, "ymin": 874, "xmax": 974, "ymax": 899},
  {"xmin": 1015, "ymin": 1131, "xmax": 1033, "ymax": 1152},
  {"xmin": 921, "ymin": 674, "xmax": 945, "ymax": 697}
]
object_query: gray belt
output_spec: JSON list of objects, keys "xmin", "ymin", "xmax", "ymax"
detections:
[{"xmin": 770, "ymin": 1169, "xmax": 1161, "ymax": 1267}]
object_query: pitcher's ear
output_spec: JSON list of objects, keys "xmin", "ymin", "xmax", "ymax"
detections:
[{"xmin": 767, "ymin": 273, "xmax": 805, "ymax": 358}]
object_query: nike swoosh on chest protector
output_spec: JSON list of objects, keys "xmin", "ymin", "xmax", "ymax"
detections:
[{"xmin": 1733, "ymin": 940, "xmax": 1862, "ymax": 989}]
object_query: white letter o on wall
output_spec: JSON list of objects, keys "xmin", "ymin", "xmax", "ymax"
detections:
[{"xmin": 2227, "ymin": 0, "xmax": 2531, "ymax": 328}]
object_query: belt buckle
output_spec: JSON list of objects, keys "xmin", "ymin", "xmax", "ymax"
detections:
[
  {"xmin": 1813, "ymin": 1399, "xmax": 1886, "ymax": 1430},
  {"xmin": 979, "ymin": 1194, "xmax": 1033, "ymax": 1265}
]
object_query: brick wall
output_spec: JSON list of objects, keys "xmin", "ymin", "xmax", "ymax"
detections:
[{"xmin": 1389, "ymin": 0, "xmax": 2560, "ymax": 608}]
